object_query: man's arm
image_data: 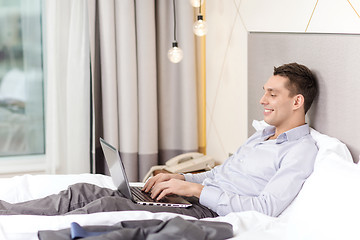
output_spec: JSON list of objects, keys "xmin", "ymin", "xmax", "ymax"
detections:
[
  {"xmin": 150, "ymin": 179, "xmax": 204, "ymax": 200},
  {"xmin": 200, "ymin": 140, "xmax": 318, "ymax": 217},
  {"xmin": 183, "ymin": 169, "xmax": 216, "ymax": 184},
  {"xmin": 142, "ymin": 173, "xmax": 204, "ymax": 200},
  {"xmin": 142, "ymin": 173, "xmax": 184, "ymax": 192},
  {"xmin": 142, "ymin": 163, "xmax": 220, "ymax": 199}
]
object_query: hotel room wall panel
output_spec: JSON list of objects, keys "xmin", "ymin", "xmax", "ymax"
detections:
[{"xmin": 248, "ymin": 32, "xmax": 360, "ymax": 162}]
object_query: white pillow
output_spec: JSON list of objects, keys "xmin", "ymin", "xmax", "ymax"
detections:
[
  {"xmin": 251, "ymin": 120, "xmax": 353, "ymax": 163},
  {"xmin": 253, "ymin": 119, "xmax": 355, "ymax": 224},
  {"xmin": 284, "ymin": 155, "xmax": 360, "ymax": 240}
]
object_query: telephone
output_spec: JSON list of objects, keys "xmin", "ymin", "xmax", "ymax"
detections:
[{"xmin": 142, "ymin": 152, "xmax": 215, "ymax": 182}]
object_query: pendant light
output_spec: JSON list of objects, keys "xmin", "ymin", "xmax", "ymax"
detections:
[
  {"xmin": 193, "ymin": 0, "xmax": 208, "ymax": 36},
  {"xmin": 168, "ymin": 0, "xmax": 183, "ymax": 63},
  {"xmin": 189, "ymin": 0, "xmax": 204, "ymax": 8}
]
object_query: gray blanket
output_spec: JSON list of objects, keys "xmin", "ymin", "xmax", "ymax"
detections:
[{"xmin": 38, "ymin": 217, "xmax": 233, "ymax": 240}]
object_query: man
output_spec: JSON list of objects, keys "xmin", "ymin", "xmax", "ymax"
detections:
[
  {"xmin": 0, "ymin": 63, "xmax": 318, "ymax": 218},
  {"xmin": 143, "ymin": 62, "xmax": 318, "ymax": 217}
]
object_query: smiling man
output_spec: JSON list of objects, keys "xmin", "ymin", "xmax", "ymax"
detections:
[
  {"xmin": 0, "ymin": 63, "xmax": 318, "ymax": 219},
  {"xmin": 144, "ymin": 62, "xmax": 319, "ymax": 217}
]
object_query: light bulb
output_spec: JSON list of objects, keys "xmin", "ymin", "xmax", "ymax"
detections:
[
  {"xmin": 168, "ymin": 42, "xmax": 183, "ymax": 63},
  {"xmin": 189, "ymin": 0, "xmax": 204, "ymax": 8},
  {"xmin": 193, "ymin": 15, "xmax": 208, "ymax": 36}
]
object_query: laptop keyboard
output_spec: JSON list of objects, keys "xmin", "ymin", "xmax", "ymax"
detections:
[{"xmin": 130, "ymin": 187, "xmax": 156, "ymax": 202}]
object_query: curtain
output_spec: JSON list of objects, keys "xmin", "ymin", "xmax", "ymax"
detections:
[
  {"xmin": 44, "ymin": 0, "xmax": 91, "ymax": 174},
  {"xmin": 88, "ymin": 0, "xmax": 199, "ymax": 181}
]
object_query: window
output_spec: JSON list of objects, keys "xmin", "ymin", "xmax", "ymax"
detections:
[{"xmin": 0, "ymin": 0, "xmax": 45, "ymax": 159}]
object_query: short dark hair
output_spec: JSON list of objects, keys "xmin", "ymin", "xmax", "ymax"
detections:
[{"xmin": 273, "ymin": 63, "xmax": 318, "ymax": 113}]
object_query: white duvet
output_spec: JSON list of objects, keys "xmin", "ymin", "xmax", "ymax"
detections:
[{"xmin": 1, "ymin": 125, "xmax": 360, "ymax": 240}]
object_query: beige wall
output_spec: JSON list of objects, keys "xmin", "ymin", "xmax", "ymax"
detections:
[{"xmin": 206, "ymin": 0, "xmax": 360, "ymax": 163}]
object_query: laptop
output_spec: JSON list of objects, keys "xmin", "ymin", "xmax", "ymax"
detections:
[{"xmin": 99, "ymin": 138, "xmax": 192, "ymax": 208}]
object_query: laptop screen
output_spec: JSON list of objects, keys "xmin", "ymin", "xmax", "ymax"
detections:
[{"xmin": 99, "ymin": 138, "xmax": 132, "ymax": 199}]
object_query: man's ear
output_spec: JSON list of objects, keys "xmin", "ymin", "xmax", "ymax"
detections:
[{"xmin": 293, "ymin": 94, "xmax": 305, "ymax": 110}]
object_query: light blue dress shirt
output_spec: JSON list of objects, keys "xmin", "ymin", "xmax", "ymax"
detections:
[{"xmin": 184, "ymin": 124, "xmax": 318, "ymax": 217}]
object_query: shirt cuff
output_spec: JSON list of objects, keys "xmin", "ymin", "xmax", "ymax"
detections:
[
  {"xmin": 183, "ymin": 173, "xmax": 194, "ymax": 182},
  {"xmin": 199, "ymin": 186, "xmax": 222, "ymax": 212}
]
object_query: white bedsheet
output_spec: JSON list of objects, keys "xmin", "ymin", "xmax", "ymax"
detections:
[
  {"xmin": 0, "ymin": 172, "xmax": 278, "ymax": 239},
  {"xmin": 1, "ymin": 156, "xmax": 360, "ymax": 240},
  {"xmin": 1, "ymin": 123, "xmax": 360, "ymax": 239}
]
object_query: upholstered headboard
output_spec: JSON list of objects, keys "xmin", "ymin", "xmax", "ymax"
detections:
[{"xmin": 248, "ymin": 32, "xmax": 360, "ymax": 163}]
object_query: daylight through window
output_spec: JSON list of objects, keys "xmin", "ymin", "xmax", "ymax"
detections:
[{"xmin": 0, "ymin": 0, "xmax": 45, "ymax": 157}]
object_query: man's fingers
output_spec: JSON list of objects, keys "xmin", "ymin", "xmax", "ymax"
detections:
[
  {"xmin": 142, "ymin": 177, "xmax": 155, "ymax": 192},
  {"xmin": 142, "ymin": 178, "xmax": 152, "ymax": 192},
  {"xmin": 143, "ymin": 173, "xmax": 174, "ymax": 192},
  {"xmin": 157, "ymin": 188, "xmax": 171, "ymax": 201},
  {"xmin": 150, "ymin": 179, "xmax": 179, "ymax": 200},
  {"xmin": 147, "ymin": 178, "xmax": 203, "ymax": 200},
  {"xmin": 142, "ymin": 174, "xmax": 162, "ymax": 192},
  {"xmin": 150, "ymin": 182, "xmax": 164, "ymax": 199}
]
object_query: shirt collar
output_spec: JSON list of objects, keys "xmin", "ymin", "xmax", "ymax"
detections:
[{"xmin": 261, "ymin": 124, "xmax": 310, "ymax": 144}]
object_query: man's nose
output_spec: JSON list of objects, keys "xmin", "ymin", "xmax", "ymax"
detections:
[{"xmin": 259, "ymin": 94, "xmax": 267, "ymax": 105}]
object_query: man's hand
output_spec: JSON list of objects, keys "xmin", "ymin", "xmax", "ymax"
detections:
[
  {"xmin": 142, "ymin": 173, "xmax": 184, "ymax": 193},
  {"xmin": 150, "ymin": 179, "xmax": 204, "ymax": 200},
  {"xmin": 142, "ymin": 173, "xmax": 204, "ymax": 200}
]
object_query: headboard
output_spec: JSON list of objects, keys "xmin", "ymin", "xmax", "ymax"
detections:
[{"xmin": 248, "ymin": 32, "xmax": 360, "ymax": 163}]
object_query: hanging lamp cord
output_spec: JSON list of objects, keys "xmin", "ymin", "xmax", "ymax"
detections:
[{"xmin": 173, "ymin": 0, "xmax": 177, "ymax": 42}]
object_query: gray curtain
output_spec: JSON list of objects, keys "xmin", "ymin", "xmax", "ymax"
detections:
[{"xmin": 88, "ymin": 0, "xmax": 198, "ymax": 181}]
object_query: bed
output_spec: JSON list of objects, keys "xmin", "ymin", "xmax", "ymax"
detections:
[
  {"xmin": 2, "ymin": 32, "xmax": 360, "ymax": 239},
  {"xmin": 0, "ymin": 122, "xmax": 359, "ymax": 239}
]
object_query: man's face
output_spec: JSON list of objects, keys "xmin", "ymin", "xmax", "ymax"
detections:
[{"xmin": 259, "ymin": 75, "xmax": 295, "ymax": 128}]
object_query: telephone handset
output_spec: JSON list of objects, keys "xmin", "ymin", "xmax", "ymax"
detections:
[
  {"xmin": 164, "ymin": 152, "xmax": 214, "ymax": 173},
  {"xmin": 142, "ymin": 152, "xmax": 215, "ymax": 182}
]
